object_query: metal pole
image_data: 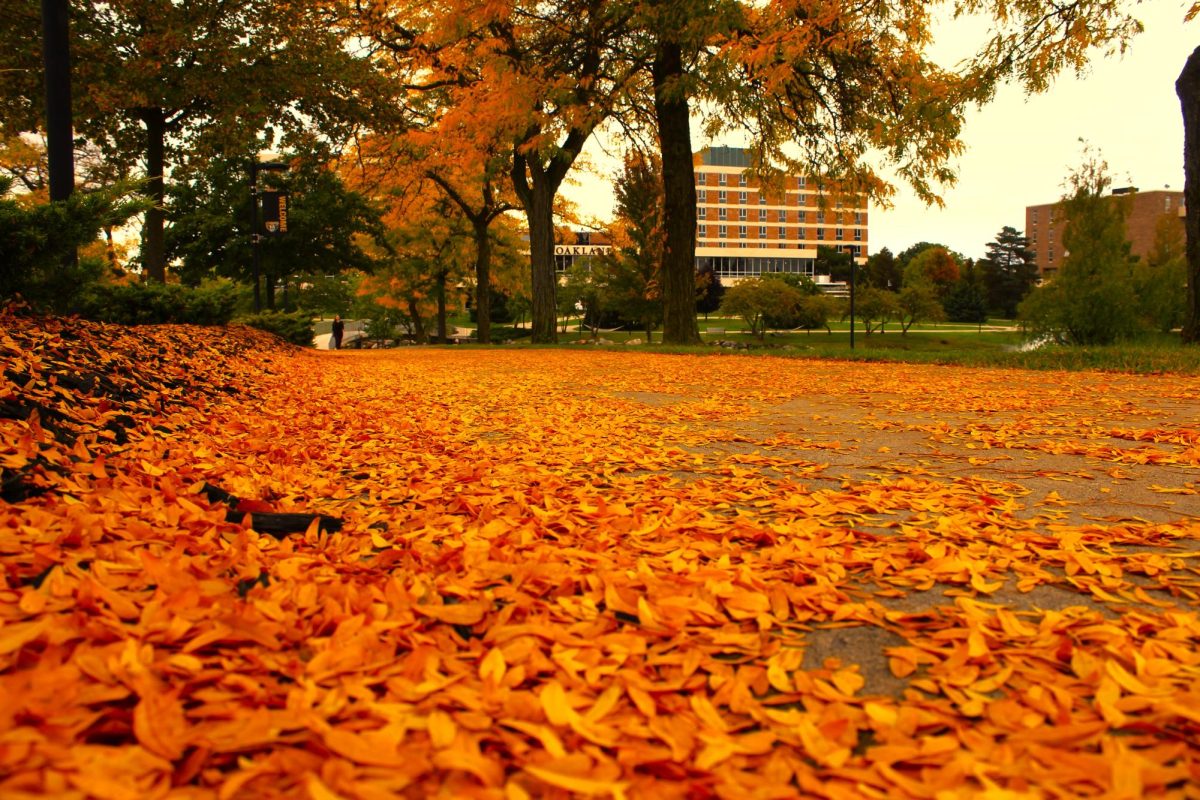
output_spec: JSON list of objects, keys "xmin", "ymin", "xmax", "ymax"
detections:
[
  {"xmin": 250, "ymin": 161, "xmax": 260, "ymax": 312},
  {"xmin": 849, "ymin": 256, "xmax": 856, "ymax": 349}
]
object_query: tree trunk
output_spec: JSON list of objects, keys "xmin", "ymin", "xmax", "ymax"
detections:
[
  {"xmin": 474, "ymin": 221, "xmax": 492, "ymax": 344},
  {"xmin": 41, "ymin": 0, "xmax": 73, "ymax": 203},
  {"xmin": 407, "ymin": 296, "xmax": 428, "ymax": 344},
  {"xmin": 1178, "ymin": 46, "xmax": 1200, "ymax": 344},
  {"xmin": 142, "ymin": 107, "xmax": 167, "ymax": 283},
  {"xmin": 264, "ymin": 274, "xmax": 276, "ymax": 310},
  {"xmin": 524, "ymin": 180, "xmax": 558, "ymax": 343},
  {"xmin": 654, "ymin": 39, "xmax": 701, "ymax": 345},
  {"xmin": 436, "ymin": 269, "xmax": 448, "ymax": 343}
]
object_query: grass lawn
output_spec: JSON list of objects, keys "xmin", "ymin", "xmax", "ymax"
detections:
[{"xmin": 451, "ymin": 316, "xmax": 1200, "ymax": 375}]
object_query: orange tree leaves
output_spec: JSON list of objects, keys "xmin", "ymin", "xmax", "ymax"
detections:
[{"xmin": 3, "ymin": 305, "xmax": 1200, "ymax": 798}]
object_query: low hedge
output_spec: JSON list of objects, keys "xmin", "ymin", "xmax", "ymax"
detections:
[{"xmin": 77, "ymin": 282, "xmax": 238, "ymax": 325}]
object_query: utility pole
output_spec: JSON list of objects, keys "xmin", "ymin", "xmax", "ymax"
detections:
[{"xmin": 849, "ymin": 256, "xmax": 856, "ymax": 349}]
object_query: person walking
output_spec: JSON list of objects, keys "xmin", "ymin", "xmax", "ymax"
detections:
[{"xmin": 331, "ymin": 315, "xmax": 345, "ymax": 350}]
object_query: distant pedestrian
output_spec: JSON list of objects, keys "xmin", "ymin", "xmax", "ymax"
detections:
[{"xmin": 331, "ymin": 315, "xmax": 345, "ymax": 350}]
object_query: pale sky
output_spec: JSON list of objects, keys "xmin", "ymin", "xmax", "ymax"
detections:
[{"xmin": 565, "ymin": 1, "xmax": 1198, "ymax": 261}]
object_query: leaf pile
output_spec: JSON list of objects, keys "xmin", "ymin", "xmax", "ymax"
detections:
[{"xmin": 3, "ymin": 313, "xmax": 1200, "ymax": 799}]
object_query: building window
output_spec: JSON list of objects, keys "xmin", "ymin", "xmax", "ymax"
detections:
[
  {"xmin": 798, "ymin": 210, "xmax": 806, "ymax": 223},
  {"xmin": 739, "ymin": 191, "xmax": 747, "ymax": 204},
  {"xmin": 797, "ymin": 193, "xmax": 807, "ymax": 206},
  {"xmin": 718, "ymin": 190, "xmax": 727, "ymax": 203},
  {"xmin": 778, "ymin": 227, "xmax": 786, "ymax": 239},
  {"xmin": 698, "ymin": 224, "xmax": 707, "ymax": 238},
  {"xmin": 816, "ymin": 211, "xmax": 825, "ymax": 223},
  {"xmin": 698, "ymin": 189, "xmax": 707, "ymax": 203},
  {"xmin": 817, "ymin": 228, "xmax": 825, "ymax": 240},
  {"xmin": 836, "ymin": 228, "xmax": 844, "ymax": 241},
  {"xmin": 1048, "ymin": 248, "xmax": 1054, "ymax": 262},
  {"xmin": 718, "ymin": 207, "xmax": 727, "ymax": 221},
  {"xmin": 719, "ymin": 224, "xmax": 727, "ymax": 238},
  {"xmin": 854, "ymin": 229, "xmax": 862, "ymax": 241},
  {"xmin": 854, "ymin": 212, "xmax": 863, "ymax": 225},
  {"xmin": 739, "ymin": 173, "xmax": 748, "ymax": 187},
  {"xmin": 759, "ymin": 226, "xmax": 767, "ymax": 238},
  {"xmin": 836, "ymin": 212, "xmax": 843, "ymax": 224},
  {"xmin": 759, "ymin": 193, "xmax": 767, "ymax": 205},
  {"xmin": 738, "ymin": 208, "xmax": 747, "ymax": 220},
  {"xmin": 718, "ymin": 173, "xmax": 727, "ymax": 186},
  {"xmin": 739, "ymin": 225, "xmax": 747, "ymax": 239},
  {"xmin": 798, "ymin": 176, "xmax": 807, "ymax": 189},
  {"xmin": 1166, "ymin": 197, "xmax": 1173, "ymax": 212},
  {"xmin": 758, "ymin": 209, "xmax": 767, "ymax": 221}
]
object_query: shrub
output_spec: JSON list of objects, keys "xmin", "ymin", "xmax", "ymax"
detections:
[
  {"xmin": 236, "ymin": 310, "xmax": 314, "ymax": 346},
  {"xmin": 78, "ymin": 282, "xmax": 238, "ymax": 325}
]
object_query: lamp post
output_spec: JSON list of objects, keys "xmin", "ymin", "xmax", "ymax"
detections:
[
  {"xmin": 849, "ymin": 255, "xmax": 856, "ymax": 350},
  {"xmin": 249, "ymin": 159, "xmax": 289, "ymax": 312}
]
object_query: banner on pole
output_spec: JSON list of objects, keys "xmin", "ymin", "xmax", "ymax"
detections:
[{"xmin": 261, "ymin": 191, "xmax": 289, "ymax": 236}]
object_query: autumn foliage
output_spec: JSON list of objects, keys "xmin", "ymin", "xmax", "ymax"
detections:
[{"xmin": 3, "ymin": 305, "xmax": 1200, "ymax": 798}]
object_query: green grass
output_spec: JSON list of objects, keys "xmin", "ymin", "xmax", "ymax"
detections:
[{"xmin": 443, "ymin": 317, "xmax": 1200, "ymax": 374}]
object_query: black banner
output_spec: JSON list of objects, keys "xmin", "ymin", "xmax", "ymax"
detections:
[{"xmin": 261, "ymin": 191, "xmax": 289, "ymax": 236}]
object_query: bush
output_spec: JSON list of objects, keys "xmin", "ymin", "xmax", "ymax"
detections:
[
  {"xmin": 78, "ymin": 282, "xmax": 238, "ymax": 325},
  {"xmin": 0, "ymin": 178, "xmax": 145, "ymax": 312},
  {"xmin": 236, "ymin": 310, "xmax": 314, "ymax": 346}
]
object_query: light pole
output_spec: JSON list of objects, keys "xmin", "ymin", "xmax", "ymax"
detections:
[
  {"xmin": 849, "ymin": 256, "xmax": 856, "ymax": 350},
  {"xmin": 249, "ymin": 160, "xmax": 289, "ymax": 312}
]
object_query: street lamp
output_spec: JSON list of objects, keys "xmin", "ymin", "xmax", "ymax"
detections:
[{"xmin": 249, "ymin": 159, "xmax": 290, "ymax": 312}]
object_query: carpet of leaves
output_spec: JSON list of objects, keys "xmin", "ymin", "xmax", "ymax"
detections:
[{"xmin": 2, "ymin": 306, "xmax": 1200, "ymax": 800}]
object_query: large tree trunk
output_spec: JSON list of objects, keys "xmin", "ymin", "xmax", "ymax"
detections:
[
  {"xmin": 654, "ymin": 39, "xmax": 701, "ymax": 346},
  {"xmin": 474, "ymin": 221, "xmax": 492, "ymax": 344},
  {"xmin": 523, "ymin": 178, "xmax": 558, "ymax": 343},
  {"xmin": 436, "ymin": 269, "xmax": 448, "ymax": 343},
  {"xmin": 41, "ymin": 0, "xmax": 73, "ymax": 203},
  {"xmin": 407, "ymin": 296, "xmax": 428, "ymax": 344},
  {"xmin": 264, "ymin": 273, "xmax": 276, "ymax": 310},
  {"xmin": 1179, "ymin": 46, "xmax": 1200, "ymax": 344},
  {"xmin": 141, "ymin": 107, "xmax": 167, "ymax": 283}
]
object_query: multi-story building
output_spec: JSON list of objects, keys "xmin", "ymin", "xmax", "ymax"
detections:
[
  {"xmin": 694, "ymin": 146, "xmax": 868, "ymax": 283},
  {"xmin": 1025, "ymin": 188, "xmax": 1184, "ymax": 279}
]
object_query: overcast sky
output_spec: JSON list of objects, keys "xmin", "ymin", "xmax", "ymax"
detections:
[{"xmin": 564, "ymin": 2, "xmax": 1197, "ymax": 261}]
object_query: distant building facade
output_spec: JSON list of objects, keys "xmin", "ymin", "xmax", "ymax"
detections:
[
  {"xmin": 1025, "ymin": 188, "xmax": 1184, "ymax": 279},
  {"xmin": 553, "ymin": 231, "xmax": 612, "ymax": 272},
  {"xmin": 694, "ymin": 146, "xmax": 868, "ymax": 284}
]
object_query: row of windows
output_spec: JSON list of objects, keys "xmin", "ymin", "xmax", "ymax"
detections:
[
  {"xmin": 698, "ymin": 224, "xmax": 864, "ymax": 242},
  {"xmin": 696, "ymin": 173, "xmax": 809, "ymax": 190},
  {"xmin": 700, "ymin": 205, "xmax": 865, "ymax": 224},
  {"xmin": 695, "ymin": 188, "xmax": 865, "ymax": 212}
]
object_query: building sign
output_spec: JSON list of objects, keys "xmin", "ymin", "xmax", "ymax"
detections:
[
  {"xmin": 261, "ymin": 191, "xmax": 289, "ymax": 236},
  {"xmin": 554, "ymin": 244, "xmax": 611, "ymax": 257}
]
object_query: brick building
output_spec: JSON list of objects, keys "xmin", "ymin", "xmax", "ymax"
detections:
[
  {"xmin": 1025, "ymin": 188, "xmax": 1184, "ymax": 278},
  {"xmin": 694, "ymin": 146, "xmax": 868, "ymax": 283}
]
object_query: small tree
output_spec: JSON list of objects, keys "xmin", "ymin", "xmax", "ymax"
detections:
[
  {"xmin": 854, "ymin": 286, "xmax": 901, "ymax": 335},
  {"xmin": 1134, "ymin": 214, "xmax": 1188, "ymax": 333},
  {"xmin": 720, "ymin": 277, "xmax": 804, "ymax": 341},
  {"xmin": 1019, "ymin": 145, "xmax": 1139, "ymax": 344},
  {"xmin": 596, "ymin": 152, "xmax": 664, "ymax": 342},
  {"xmin": 695, "ymin": 264, "xmax": 725, "ymax": 318},
  {"xmin": 897, "ymin": 283, "xmax": 946, "ymax": 334}
]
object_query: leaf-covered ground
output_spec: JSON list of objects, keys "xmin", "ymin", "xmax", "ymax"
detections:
[{"xmin": 2, "ymin": 306, "xmax": 1199, "ymax": 799}]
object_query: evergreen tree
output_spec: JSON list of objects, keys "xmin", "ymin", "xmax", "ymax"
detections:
[
  {"xmin": 979, "ymin": 226, "xmax": 1038, "ymax": 317},
  {"xmin": 944, "ymin": 260, "xmax": 990, "ymax": 326},
  {"xmin": 863, "ymin": 247, "xmax": 900, "ymax": 290}
]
